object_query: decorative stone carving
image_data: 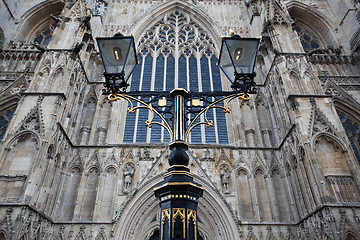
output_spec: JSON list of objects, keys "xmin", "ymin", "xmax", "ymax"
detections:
[
  {"xmin": 123, "ymin": 164, "xmax": 134, "ymax": 193},
  {"xmin": 139, "ymin": 148, "xmax": 154, "ymax": 161},
  {"xmin": 219, "ymin": 165, "xmax": 231, "ymax": 194}
]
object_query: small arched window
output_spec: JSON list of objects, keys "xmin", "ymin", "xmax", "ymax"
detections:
[
  {"xmin": 33, "ymin": 20, "xmax": 58, "ymax": 46},
  {"xmin": 293, "ymin": 22, "xmax": 321, "ymax": 52}
]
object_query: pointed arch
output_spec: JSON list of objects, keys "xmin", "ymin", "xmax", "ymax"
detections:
[
  {"xmin": 255, "ymin": 91, "xmax": 275, "ymax": 147},
  {"xmin": 122, "ymin": 1, "xmax": 229, "ymax": 144},
  {"xmin": 15, "ymin": 0, "xmax": 64, "ymax": 43},
  {"xmin": 79, "ymin": 92, "xmax": 97, "ymax": 145},
  {"xmin": 96, "ymin": 99, "xmax": 112, "ymax": 144},
  {"xmin": 80, "ymin": 166, "xmax": 100, "ymax": 220},
  {"xmin": 131, "ymin": 0, "xmax": 223, "ymax": 50},
  {"xmin": 58, "ymin": 165, "xmax": 82, "ymax": 220},
  {"xmin": 113, "ymin": 174, "xmax": 241, "ymax": 240},
  {"xmin": 313, "ymin": 133, "xmax": 350, "ymax": 176},
  {"xmin": 271, "ymin": 168, "xmax": 291, "ymax": 221},
  {"xmin": 99, "ymin": 165, "xmax": 118, "ymax": 220},
  {"xmin": 344, "ymin": 231, "xmax": 360, "ymax": 240},
  {"xmin": 287, "ymin": 2, "xmax": 338, "ymax": 49},
  {"xmin": 254, "ymin": 168, "xmax": 272, "ymax": 221},
  {"xmin": 236, "ymin": 167, "xmax": 254, "ymax": 221},
  {"xmin": 0, "ymin": 231, "xmax": 7, "ymax": 240}
]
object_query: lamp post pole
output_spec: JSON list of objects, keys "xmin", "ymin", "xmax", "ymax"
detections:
[
  {"xmin": 96, "ymin": 33, "xmax": 260, "ymax": 240},
  {"xmin": 154, "ymin": 88, "xmax": 203, "ymax": 240}
]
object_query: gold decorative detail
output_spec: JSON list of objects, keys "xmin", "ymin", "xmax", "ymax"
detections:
[
  {"xmin": 163, "ymin": 171, "xmax": 194, "ymax": 178},
  {"xmin": 192, "ymin": 99, "xmax": 200, "ymax": 106},
  {"xmin": 107, "ymin": 93, "xmax": 174, "ymax": 142},
  {"xmin": 185, "ymin": 92, "xmax": 251, "ymax": 142},
  {"xmin": 161, "ymin": 209, "xmax": 171, "ymax": 240},
  {"xmin": 154, "ymin": 182, "xmax": 204, "ymax": 191},
  {"xmin": 187, "ymin": 209, "xmax": 197, "ymax": 240},
  {"xmin": 172, "ymin": 208, "xmax": 186, "ymax": 238},
  {"xmin": 159, "ymin": 99, "xmax": 167, "ymax": 107}
]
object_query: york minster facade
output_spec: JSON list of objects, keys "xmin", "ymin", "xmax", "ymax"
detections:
[{"xmin": 0, "ymin": 0, "xmax": 360, "ymax": 239}]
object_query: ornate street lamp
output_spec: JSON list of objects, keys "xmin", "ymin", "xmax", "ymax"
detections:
[
  {"xmin": 96, "ymin": 33, "xmax": 138, "ymax": 94},
  {"xmin": 218, "ymin": 34, "xmax": 260, "ymax": 93},
  {"xmin": 96, "ymin": 33, "xmax": 260, "ymax": 240}
]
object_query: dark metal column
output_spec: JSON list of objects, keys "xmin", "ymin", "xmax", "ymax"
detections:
[{"xmin": 154, "ymin": 89, "xmax": 203, "ymax": 240}]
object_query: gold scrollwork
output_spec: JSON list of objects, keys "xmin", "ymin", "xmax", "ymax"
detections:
[
  {"xmin": 185, "ymin": 92, "xmax": 251, "ymax": 142},
  {"xmin": 161, "ymin": 209, "xmax": 171, "ymax": 240},
  {"xmin": 187, "ymin": 209, "xmax": 197, "ymax": 240},
  {"xmin": 107, "ymin": 93, "xmax": 174, "ymax": 142},
  {"xmin": 172, "ymin": 208, "xmax": 186, "ymax": 238}
]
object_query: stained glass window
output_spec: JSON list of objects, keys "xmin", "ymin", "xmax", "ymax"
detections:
[
  {"xmin": 33, "ymin": 21, "xmax": 58, "ymax": 46},
  {"xmin": 123, "ymin": 11, "xmax": 228, "ymax": 144},
  {"xmin": 293, "ymin": 22, "xmax": 321, "ymax": 52}
]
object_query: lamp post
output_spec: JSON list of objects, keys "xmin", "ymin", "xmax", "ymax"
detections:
[{"xmin": 96, "ymin": 33, "xmax": 260, "ymax": 240}]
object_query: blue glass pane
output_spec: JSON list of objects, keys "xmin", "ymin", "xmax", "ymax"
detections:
[
  {"xmin": 205, "ymin": 109, "xmax": 216, "ymax": 143},
  {"xmin": 166, "ymin": 56, "xmax": 175, "ymax": 91},
  {"xmin": 151, "ymin": 56, "xmax": 165, "ymax": 143},
  {"xmin": 150, "ymin": 114, "xmax": 162, "ymax": 143},
  {"xmin": 5, "ymin": 109, "xmax": 15, "ymax": 119},
  {"xmin": 189, "ymin": 56, "xmax": 198, "ymax": 91},
  {"xmin": 136, "ymin": 110, "xmax": 148, "ymax": 142},
  {"xmin": 155, "ymin": 55, "xmax": 164, "ymax": 90},
  {"xmin": 142, "ymin": 55, "xmax": 153, "ymax": 91},
  {"xmin": 216, "ymin": 107, "xmax": 228, "ymax": 144},
  {"xmin": 43, "ymin": 36, "xmax": 51, "ymax": 46},
  {"xmin": 201, "ymin": 56, "xmax": 211, "ymax": 91},
  {"xmin": 178, "ymin": 56, "xmax": 187, "ymax": 89},
  {"xmin": 123, "ymin": 109, "xmax": 136, "ymax": 143},
  {"xmin": 130, "ymin": 55, "xmax": 142, "ymax": 91},
  {"xmin": 124, "ymin": 56, "xmax": 142, "ymax": 143},
  {"xmin": 190, "ymin": 116, "xmax": 202, "ymax": 144},
  {"xmin": 211, "ymin": 56, "xmax": 222, "ymax": 90},
  {"xmin": 136, "ymin": 55, "xmax": 153, "ymax": 142}
]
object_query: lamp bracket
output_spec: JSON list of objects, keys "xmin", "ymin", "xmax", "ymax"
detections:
[
  {"xmin": 232, "ymin": 73, "xmax": 257, "ymax": 94},
  {"xmin": 103, "ymin": 72, "xmax": 128, "ymax": 94},
  {"xmin": 106, "ymin": 90, "xmax": 252, "ymax": 144}
]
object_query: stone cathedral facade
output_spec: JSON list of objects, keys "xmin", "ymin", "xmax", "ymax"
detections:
[{"xmin": 0, "ymin": 0, "xmax": 360, "ymax": 239}]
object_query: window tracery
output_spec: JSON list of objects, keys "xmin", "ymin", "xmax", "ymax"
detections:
[
  {"xmin": 124, "ymin": 11, "xmax": 228, "ymax": 144},
  {"xmin": 33, "ymin": 21, "xmax": 58, "ymax": 46},
  {"xmin": 293, "ymin": 22, "xmax": 321, "ymax": 52}
]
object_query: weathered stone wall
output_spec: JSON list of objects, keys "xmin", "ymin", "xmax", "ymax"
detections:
[{"xmin": 0, "ymin": 0, "xmax": 359, "ymax": 239}]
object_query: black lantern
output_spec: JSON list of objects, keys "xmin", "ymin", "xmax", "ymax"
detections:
[
  {"xmin": 96, "ymin": 33, "xmax": 138, "ymax": 94},
  {"xmin": 218, "ymin": 34, "xmax": 260, "ymax": 93}
]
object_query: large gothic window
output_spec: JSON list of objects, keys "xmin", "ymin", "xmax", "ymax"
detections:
[{"xmin": 124, "ymin": 11, "xmax": 228, "ymax": 144}]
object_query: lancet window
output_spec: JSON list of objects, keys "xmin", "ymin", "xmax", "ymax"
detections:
[{"xmin": 124, "ymin": 11, "xmax": 228, "ymax": 144}]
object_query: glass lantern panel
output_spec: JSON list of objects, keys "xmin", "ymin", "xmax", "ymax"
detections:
[
  {"xmin": 97, "ymin": 37, "xmax": 133, "ymax": 74},
  {"xmin": 122, "ymin": 38, "xmax": 138, "ymax": 82},
  {"xmin": 225, "ymin": 38, "xmax": 259, "ymax": 74},
  {"xmin": 218, "ymin": 38, "xmax": 236, "ymax": 83}
]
